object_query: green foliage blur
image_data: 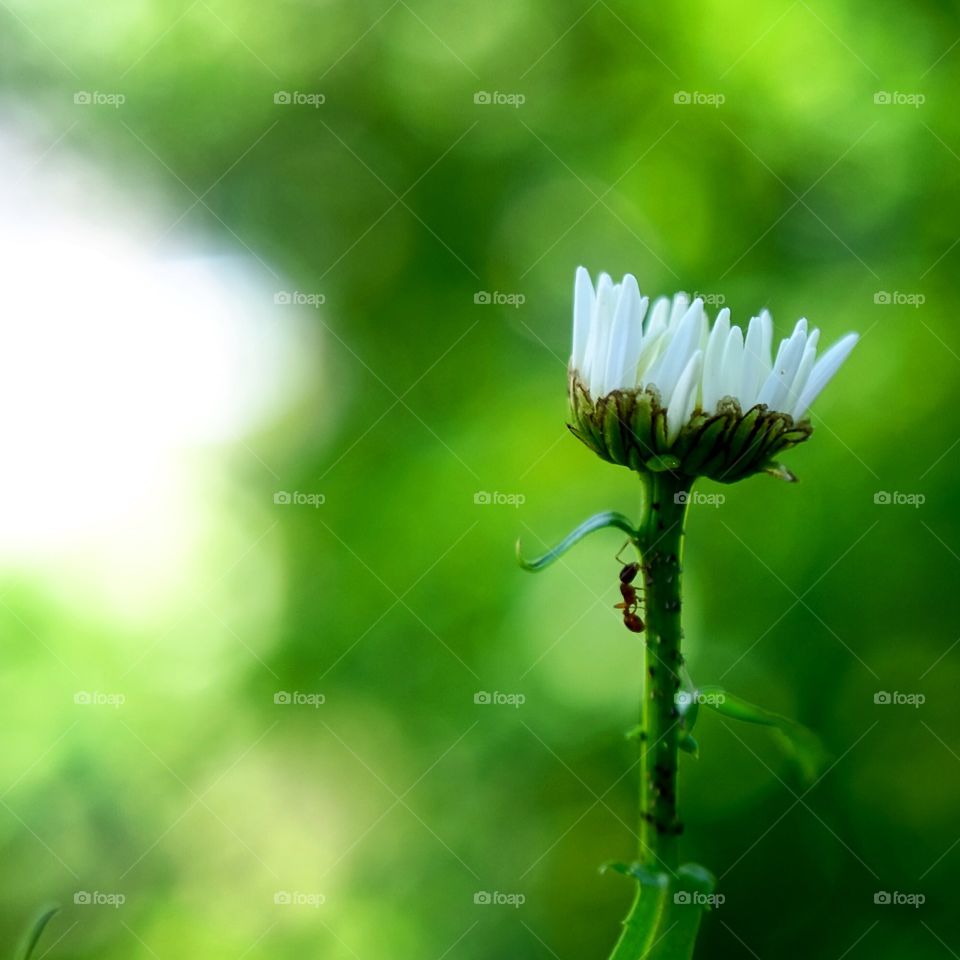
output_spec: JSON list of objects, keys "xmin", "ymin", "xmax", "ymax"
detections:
[{"xmin": 2, "ymin": 1, "xmax": 958, "ymax": 957}]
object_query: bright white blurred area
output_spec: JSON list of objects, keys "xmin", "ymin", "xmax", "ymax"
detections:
[{"xmin": 0, "ymin": 119, "xmax": 319, "ymax": 620}]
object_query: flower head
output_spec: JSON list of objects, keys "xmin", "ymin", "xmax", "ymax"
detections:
[{"xmin": 568, "ymin": 267, "xmax": 857, "ymax": 482}]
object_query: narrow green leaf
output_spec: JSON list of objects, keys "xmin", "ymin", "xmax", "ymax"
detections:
[
  {"xmin": 645, "ymin": 864, "xmax": 717, "ymax": 960},
  {"xmin": 625, "ymin": 723, "xmax": 645, "ymax": 741},
  {"xmin": 516, "ymin": 511, "xmax": 637, "ymax": 572},
  {"xmin": 17, "ymin": 905, "xmax": 58, "ymax": 960},
  {"xmin": 608, "ymin": 872, "xmax": 671, "ymax": 960},
  {"xmin": 607, "ymin": 863, "xmax": 717, "ymax": 960},
  {"xmin": 697, "ymin": 686, "xmax": 828, "ymax": 783}
]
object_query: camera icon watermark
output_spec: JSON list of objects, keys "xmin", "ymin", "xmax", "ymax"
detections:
[
  {"xmin": 274, "ymin": 690, "xmax": 326, "ymax": 707},
  {"xmin": 74, "ymin": 91, "xmax": 126, "ymax": 108},
  {"xmin": 74, "ymin": 890, "xmax": 126, "ymax": 908},
  {"xmin": 873, "ymin": 690, "xmax": 925, "ymax": 707},
  {"xmin": 74, "ymin": 691, "xmax": 125, "ymax": 708},
  {"xmin": 874, "ymin": 890, "xmax": 924, "ymax": 907},
  {"xmin": 675, "ymin": 490, "xmax": 725, "ymax": 508},
  {"xmin": 676, "ymin": 690, "xmax": 726, "ymax": 709},
  {"xmin": 473, "ymin": 91, "xmax": 525, "ymax": 107},
  {"xmin": 873, "ymin": 491, "xmax": 924, "ymax": 508},
  {"xmin": 474, "ymin": 690, "xmax": 526, "ymax": 708},
  {"xmin": 674, "ymin": 90, "xmax": 725, "ymax": 107},
  {"xmin": 473, "ymin": 890, "xmax": 525, "ymax": 907},
  {"xmin": 275, "ymin": 290, "xmax": 325, "ymax": 308},
  {"xmin": 691, "ymin": 291, "xmax": 726, "ymax": 307},
  {"xmin": 274, "ymin": 490, "xmax": 326, "ymax": 507},
  {"xmin": 274, "ymin": 890, "xmax": 325, "ymax": 907},
  {"xmin": 473, "ymin": 491, "xmax": 525, "ymax": 507},
  {"xmin": 274, "ymin": 91, "xmax": 325, "ymax": 107},
  {"xmin": 673, "ymin": 891, "xmax": 725, "ymax": 907},
  {"xmin": 873, "ymin": 91, "xmax": 925, "ymax": 107},
  {"xmin": 473, "ymin": 290, "xmax": 526, "ymax": 308},
  {"xmin": 873, "ymin": 290, "xmax": 924, "ymax": 307}
]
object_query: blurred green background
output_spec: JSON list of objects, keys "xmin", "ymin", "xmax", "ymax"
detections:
[{"xmin": 1, "ymin": 0, "xmax": 958, "ymax": 957}]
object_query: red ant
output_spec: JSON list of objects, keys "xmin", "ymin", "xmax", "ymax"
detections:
[{"xmin": 615, "ymin": 546, "xmax": 645, "ymax": 634}]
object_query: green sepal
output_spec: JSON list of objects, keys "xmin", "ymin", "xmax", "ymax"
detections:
[
  {"xmin": 763, "ymin": 461, "xmax": 798, "ymax": 482},
  {"xmin": 677, "ymin": 414, "xmax": 729, "ymax": 474},
  {"xmin": 567, "ymin": 373, "xmax": 813, "ymax": 484},
  {"xmin": 645, "ymin": 454, "xmax": 681, "ymax": 472},
  {"xmin": 17, "ymin": 906, "xmax": 58, "ymax": 960},
  {"xmin": 712, "ymin": 405, "xmax": 762, "ymax": 482},
  {"xmin": 725, "ymin": 402, "xmax": 761, "ymax": 451},
  {"xmin": 628, "ymin": 390, "xmax": 658, "ymax": 462},
  {"xmin": 679, "ymin": 732, "xmax": 699, "ymax": 757},
  {"xmin": 650, "ymin": 403, "xmax": 669, "ymax": 452},
  {"xmin": 603, "ymin": 400, "xmax": 628, "ymax": 465},
  {"xmin": 516, "ymin": 511, "xmax": 637, "ymax": 572}
]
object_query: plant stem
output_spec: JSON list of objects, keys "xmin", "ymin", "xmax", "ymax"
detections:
[
  {"xmin": 608, "ymin": 470, "xmax": 692, "ymax": 960},
  {"xmin": 636, "ymin": 470, "xmax": 691, "ymax": 869}
]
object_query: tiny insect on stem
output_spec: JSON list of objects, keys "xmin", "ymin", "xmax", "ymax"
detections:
[{"xmin": 615, "ymin": 559, "xmax": 646, "ymax": 633}]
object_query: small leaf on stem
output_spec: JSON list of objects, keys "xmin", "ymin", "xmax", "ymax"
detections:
[
  {"xmin": 17, "ymin": 905, "xmax": 58, "ymax": 960},
  {"xmin": 697, "ymin": 685, "xmax": 829, "ymax": 783},
  {"xmin": 516, "ymin": 511, "xmax": 637, "ymax": 572}
]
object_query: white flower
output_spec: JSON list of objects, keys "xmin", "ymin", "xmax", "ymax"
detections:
[{"xmin": 572, "ymin": 267, "xmax": 858, "ymax": 445}]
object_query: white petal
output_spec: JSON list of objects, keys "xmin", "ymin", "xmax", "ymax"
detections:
[
  {"xmin": 604, "ymin": 274, "xmax": 646, "ymax": 392},
  {"xmin": 718, "ymin": 324, "xmax": 744, "ymax": 404},
  {"xmin": 759, "ymin": 310, "xmax": 773, "ymax": 380},
  {"xmin": 793, "ymin": 333, "xmax": 858, "ymax": 419},
  {"xmin": 636, "ymin": 327, "xmax": 667, "ymax": 383},
  {"xmin": 740, "ymin": 314, "xmax": 768, "ymax": 407},
  {"xmin": 635, "ymin": 297, "xmax": 670, "ymax": 380},
  {"xmin": 570, "ymin": 273, "xmax": 858, "ymax": 430},
  {"xmin": 701, "ymin": 308, "xmax": 730, "ymax": 413},
  {"xmin": 784, "ymin": 328, "xmax": 819, "ymax": 416},
  {"xmin": 646, "ymin": 296, "xmax": 670, "ymax": 337},
  {"xmin": 757, "ymin": 318, "xmax": 807, "ymax": 412},
  {"xmin": 649, "ymin": 299, "xmax": 704, "ymax": 401},
  {"xmin": 666, "ymin": 350, "xmax": 703, "ymax": 444},
  {"xmin": 668, "ymin": 293, "xmax": 690, "ymax": 330},
  {"xmin": 572, "ymin": 266, "xmax": 595, "ymax": 371},
  {"xmin": 623, "ymin": 296, "xmax": 650, "ymax": 386},
  {"xmin": 756, "ymin": 341, "xmax": 788, "ymax": 408},
  {"xmin": 584, "ymin": 273, "xmax": 617, "ymax": 395}
]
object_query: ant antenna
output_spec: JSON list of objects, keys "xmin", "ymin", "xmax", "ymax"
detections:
[{"xmin": 615, "ymin": 540, "xmax": 635, "ymax": 565}]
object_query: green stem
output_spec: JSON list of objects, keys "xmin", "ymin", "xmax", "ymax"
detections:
[
  {"xmin": 636, "ymin": 470, "xmax": 691, "ymax": 869},
  {"xmin": 608, "ymin": 470, "xmax": 692, "ymax": 960}
]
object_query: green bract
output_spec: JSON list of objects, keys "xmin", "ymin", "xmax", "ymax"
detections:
[{"xmin": 567, "ymin": 371, "xmax": 813, "ymax": 483}]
